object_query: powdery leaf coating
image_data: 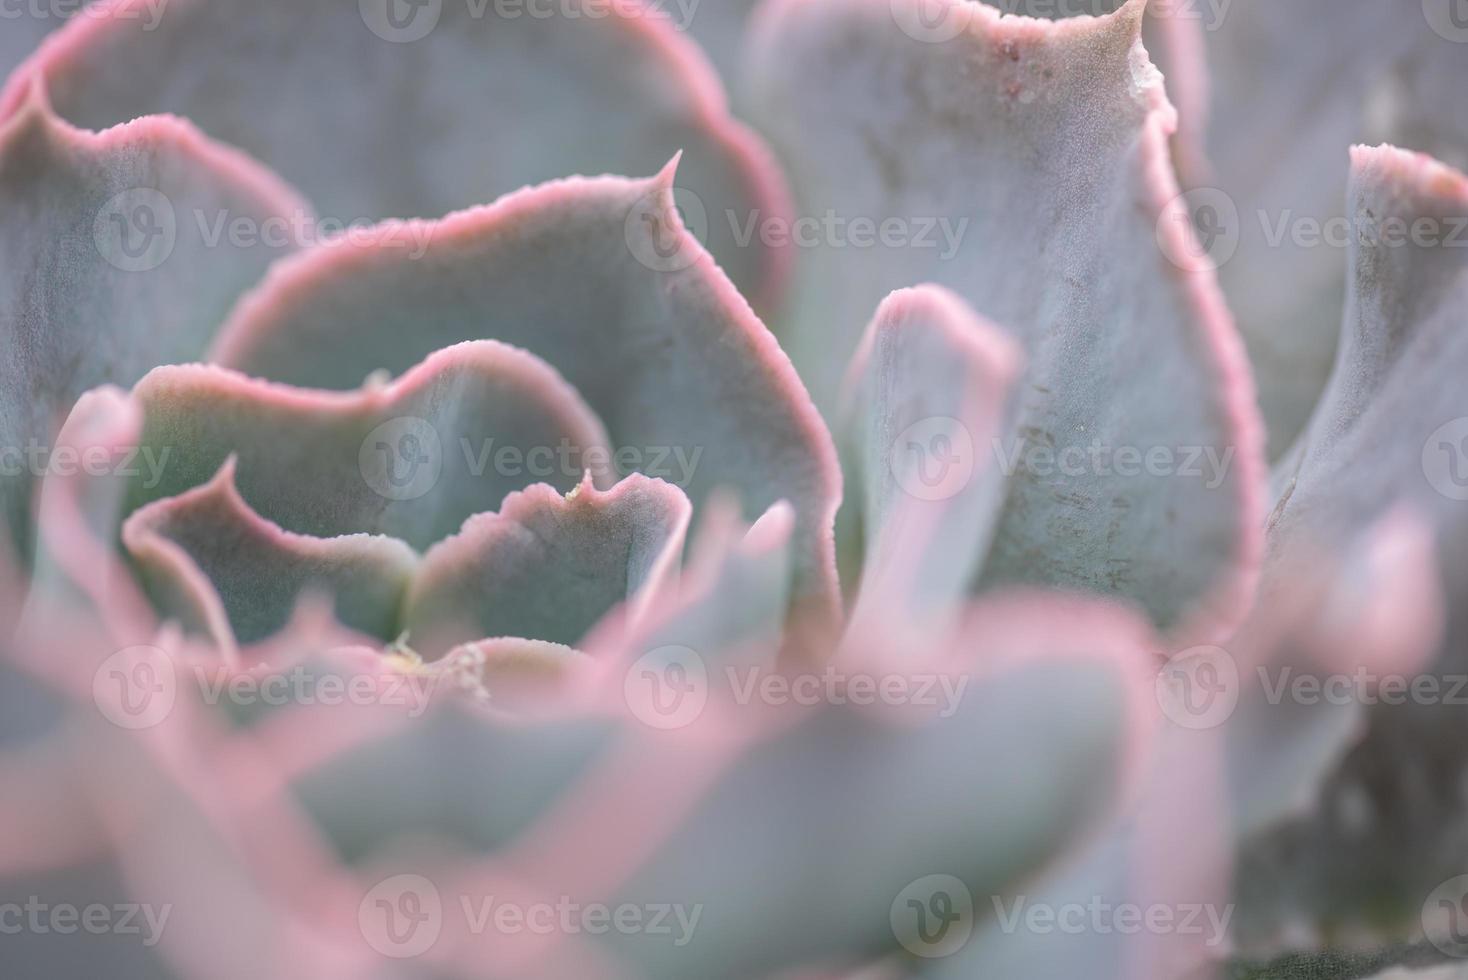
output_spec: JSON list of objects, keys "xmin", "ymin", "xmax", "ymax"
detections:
[
  {"xmin": 939, "ymin": 512, "xmax": 1441, "ymax": 980},
  {"xmin": 209, "ymin": 165, "xmax": 841, "ymax": 626},
  {"xmin": 586, "ymin": 496, "xmax": 797, "ymax": 667},
  {"xmin": 745, "ymin": 0, "xmax": 1263, "ymax": 635},
  {"xmin": 682, "ymin": 0, "xmax": 763, "ymax": 85},
  {"xmin": 1162, "ymin": 0, "xmax": 1468, "ymax": 451},
  {"xmin": 127, "ymin": 340, "xmax": 613, "ymax": 552},
  {"xmin": 122, "ymin": 457, "xmax": 417, "ymax": 648},
  {"xmin": 404, "ymin": 473, "xmax": 692, "ymax": 656},
  {"xmin": 1248, "ymin": 146, "xmax": 1468, "ymax": 943},
  {"xmin": 4, "ymin": 0, "xmax": 790, "ymax": 307},
  {"xmin": 0, "ymin": 8, "xmax": 73, "ymax": 80},
  {"xmin": 0, "ymin": 80, "xmax": 309, "ymax": 556},
  {"xmin": 840, "ymin": 285, "xmax": 1022, "ymax": 631},
  {"xmin": 1271, "ymin": 147, "xmax": 1468, "ymax": 548},
  {"xmin": 1232, "ymin": 510, "xmax": 1445, "ymax": 956},
  {"xmin": 596, "ymin": 593, "xmax": 1154, "ymax": 979}
]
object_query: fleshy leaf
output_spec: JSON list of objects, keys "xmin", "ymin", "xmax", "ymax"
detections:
[
  {"xmin": 5, "ymin": 0, "xmax": 791, "ymax": 306},
  {"xmin": 293, "ymin": 700, "xmax": 616, "ymax": 862},
  {"xmin": 1249, "ymin": 146, "xmax": 1468, "ymax": 943},
  {"xmin": 683, "ymin": 0, "xmax": 762, "ymax": 85},
  {"xmin": 747, "ymin": 0, "xmax": 1263, "ymax": 634},
  {"xmin": 1271, "ymin": 147, "xmax": 1468, "ymax": 546},
  {"xmin": 122, "ymin": 457, "xmax": 417, "ymax": 648},
  {"xmin": 1163, "ymin": 0, "xmax": 1468, "ymax": 450},
  {"xmin": 840, "ymin": 285, "xmax": 1021, "ymax": 631},
  {"xmin": 404, "ymin": 473, "xmax": 691, "ymax": 655},
  {"xmin": 447, "ymin": 637, "xmax": 591, "ymax": 712},
  {"xmin": 19, "ymin": 386, "xmax": 159, "ymax": 646},
  {"xmin": 588, "ymin": 495, "xmax": 797, "ymax": 667},
  {"xmin": 128, "ymin": 340, "xmax": 613, "ymax": 552},
  {"xmin": 940, "ymin": 510, "xmax": 1439, "ymax": 980},
  {"xmin": 0, "ymin": 80, "xmax": 310, "ymax": 556},
  {"xmin": 287, "ymin": 592, "xmax": 1150, "ymax": 976},
  {"xmin": 0, "ymin": 8, "xmax": 74, "ymax": 80},
  {"xmin": 597, "ymin": 594, "xmax": 1153, "ymax": 978},
  {"xmin": 209, "ymin": 166, "xmax": 841, "ymax": 624}
]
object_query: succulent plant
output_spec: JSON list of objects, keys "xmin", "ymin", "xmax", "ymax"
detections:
[{"xmin": 2, "ymin": 1, "xmax": 1467, "ymax": 978}]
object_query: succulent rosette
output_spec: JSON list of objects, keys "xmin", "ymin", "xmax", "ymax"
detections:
[{"xmin": 2, "ymin": 1, "xmax": 1466, "ymax": 978}]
